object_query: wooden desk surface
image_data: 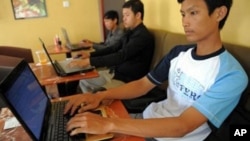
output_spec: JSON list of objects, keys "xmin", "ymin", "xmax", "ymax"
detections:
[
  {"xmin": 0, "ymin": 99, "xmax": 145, "ymax": 141},
  {"xmin": 29, "ymin": 63, "xmax": 99, "ymax": 86},
  {"xmin": 47, "ymin": 45, "xmax": 94, "ymax": 55},
  {"xmin": 47, "ymin": 45, "xmax": 71, "ymax": 54}
]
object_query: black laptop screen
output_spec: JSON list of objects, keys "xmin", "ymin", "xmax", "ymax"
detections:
[{"xmin": 4, "ymin": 64, "xmax": 48, "ymax": 139}]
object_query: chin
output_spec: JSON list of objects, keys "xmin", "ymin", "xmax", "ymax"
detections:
[{"xmin": 185, "ymin": 35, "xmax": 197, "ymax": 43}]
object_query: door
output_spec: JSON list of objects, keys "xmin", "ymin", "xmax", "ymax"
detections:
[{"xmin": 100, "ymin": 0, "xmax": 125, "ymax": 39}]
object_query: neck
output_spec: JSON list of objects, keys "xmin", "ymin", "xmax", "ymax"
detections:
[
  {"xmin": 130, "ymin": 20, "xmax": 142, "ymax": 30},
  {"xmin": 111, "ymin": 25, "xmax": 118, "ymax": 32},
  {"xmin": 196, "ymin": 32, "xmax": 223, "ymax": 56}
]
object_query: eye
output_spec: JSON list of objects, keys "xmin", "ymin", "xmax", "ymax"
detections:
[
  {"xmin": 123, "ymin": 13, "xmax": 129, "ymax": 17},
  {"xmin": 190, "ymin": 10, "xmax": 198, "ymax": 16},
  {"xmin": 180, "ymin": 12, "xmax": 185, "ymax": 17}
]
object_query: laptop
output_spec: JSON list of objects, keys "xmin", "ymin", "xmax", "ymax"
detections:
[
  {"xmin": 0, "ymin": 59, "xmax": 113, "ymax": 141},
  {"xmin": 0, "ymin": 55, "xmax": 26, "ymax": 108},
  {"xmin": 61, "ymin": 27, "xmax": 91, "ymax": 51},
  {"xmin": 39, "ymin": 38, "xmax": 95, "ymax": 76},
  {"xmin": 0, "ymin": 66, "xmax": 11, "ymax": 108}
]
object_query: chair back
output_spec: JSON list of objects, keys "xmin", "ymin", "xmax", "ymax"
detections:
[{"xmin": 0, "ymin": 46, "xmax": 34, "ymax": 63}]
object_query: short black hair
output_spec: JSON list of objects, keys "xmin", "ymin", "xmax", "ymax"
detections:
[
  {"xmin": 177, "ymin": 0, "xmax": 233, "ymax": 29},
  {"xmin": 104, "ymin": 10, "xmax": 119, "ymax": 25},
  {"xmin": 123, "ymin": 0, "xmax": 144, "ymax": 20}
]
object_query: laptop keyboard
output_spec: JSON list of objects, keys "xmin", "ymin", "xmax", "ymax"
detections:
[{"xmin": 51, "ymin": 100, "xmax": 85, "ymax": 141}]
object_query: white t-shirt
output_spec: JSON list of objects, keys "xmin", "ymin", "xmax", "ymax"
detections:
[{"xmin": 144, "ymin": 45, "xmax": 248, "ymax": 141}]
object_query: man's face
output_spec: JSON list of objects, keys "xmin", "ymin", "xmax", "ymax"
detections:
[
  {"xmin": 180, "ymin": 0, "xmax": 219, "ymax": 42},
  {"xmin": 104, "ymin": 18, "xmax": 117, "ymax": 31},
  {"xmin": 122, "ymin": 7, "xmax": 137, "ymax": 29}
]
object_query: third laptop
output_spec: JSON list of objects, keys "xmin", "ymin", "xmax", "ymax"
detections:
[{"xmin": 61, "ymin": 27, "xmax": 91, "ymax": 51}]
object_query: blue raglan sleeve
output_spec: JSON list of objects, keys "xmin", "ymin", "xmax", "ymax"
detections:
[{"xmin": 192, "ymin": 52, "xmax": 248, "ymax": 128}]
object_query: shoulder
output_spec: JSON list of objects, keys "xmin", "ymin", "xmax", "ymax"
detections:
[
  {"xmin": 167, "ymin": 44, "xmax": 195, "ymax": 57},
  {"xmin": 133, "ymin": 23, "xmax": 150, "ymax": 35},
  {"xmin": 218, "ymin": 50, "xmax": 248, "ymax": 84},
  {"xmin": 128, "ymin": 24, "xmax": 154, "ymax": 42},
  {"xmin": 114, "ymin": 27, "xmax": 124, "ymax": 35},
  {"xmin": 172, "ymin": 44, "xmax": 195, "ymax": 51}
]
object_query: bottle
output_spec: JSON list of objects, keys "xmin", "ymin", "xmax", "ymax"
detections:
[
  {"xmin": 57, "ymin": 38, "xmax": 62, "ymax": 47},
  {"xmin": 54, "ymin": 35, "xmax": 62, "ymax": 50},
  {"xmin": 54, "ymin": 34, "xmax": 59, "ymax": 46}
]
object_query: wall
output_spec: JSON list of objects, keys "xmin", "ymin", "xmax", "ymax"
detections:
[
  {"xmin": 0, "ymin": 0, "xmax": 103, "ymax": 62},
  {"xmin": 0, "ymin": 0, "xmax": 250, "ymax": 63},
  {"xmin": 142, "ymin": 0, "xmax": 250, "ymax": 47}
]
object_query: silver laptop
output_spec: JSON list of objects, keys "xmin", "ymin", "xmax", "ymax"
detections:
[
  {"xmin": 61, "ymin": 27, "xmax": 91, "ymax": 51},
  {"xmin": 39, "ymin": 38, "xmax": 95, "ymax": 76}
]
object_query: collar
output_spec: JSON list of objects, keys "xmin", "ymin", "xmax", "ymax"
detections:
[{"xmin": 191, "ymin": 45, "xmax": 225, "ymax": 60}]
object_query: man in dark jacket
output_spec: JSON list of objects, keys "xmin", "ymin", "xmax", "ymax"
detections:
[{"xmin": 69, "ymin": 0, "xmax": 154, "ymax": 93}]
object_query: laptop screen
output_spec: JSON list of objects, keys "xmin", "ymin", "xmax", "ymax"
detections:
[
  {"xmin": 0, "ymin": 61, "xmax": 49, "ymax": 140},
  {"xmin": 61, "ymin": 27, "xmax": 71, "ymax": 45}
]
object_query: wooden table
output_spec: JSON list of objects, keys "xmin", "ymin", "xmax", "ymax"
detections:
[
  {"xmin": 0, "ymin": 99, "xmax": 145, "ymax": 141},
  {"xmin": 29, "ymin": 63, "xmax": 99, "ymax": 97},
  {"xmin": 33, "ymin": 44, "xmax": 96, "ymax": 96},
  {"xmin": 46, "ymin": 45, "xmax": 94, "ymax": 58},
  {"xmin": 29, "ymin": 63, "xmax": 99, "ymax": 86},
  {"xmin": 46, "ymin": 45, "xmax": 72, "ymax": 58}
]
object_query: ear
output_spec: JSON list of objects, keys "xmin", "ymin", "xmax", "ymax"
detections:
[
  {"xmin": 215, "ymin": 6, "xmax": 228, "ymax": 22},
  {"xmin": 114, "ymin": 18, "xmax": 118, "ymax": 24},
  {"xmin": 135, "ymin": 12, "xmax": 142, "ymax": 20}
]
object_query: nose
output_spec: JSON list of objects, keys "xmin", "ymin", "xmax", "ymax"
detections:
[
  {"xmin": 182, "ymin": 16, "xmax": 189, "ymax": 27},
  {"xmin": 123, "ymin": 16, "xmax": 126, "ymax": 22}
]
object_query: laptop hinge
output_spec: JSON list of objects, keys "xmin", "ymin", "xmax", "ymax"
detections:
[{"xmin": 54, "ymin": 60, "xmax": 67, "ymax": 76}]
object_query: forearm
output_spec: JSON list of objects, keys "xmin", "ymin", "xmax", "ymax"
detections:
[
  {"xmin": 97, "ymin": 76, "xmax": 155, "ymax": 100},
  {"xmin": 93, "ymin": 43, "xmax": 107, "ymax": 50},
  {"xmin": 108, "ymin": 117, "xmax": 188, "ymax": 138},
  {"xmin": 90, "ymin": 46, "xmax": 115, "ymax": 57}
]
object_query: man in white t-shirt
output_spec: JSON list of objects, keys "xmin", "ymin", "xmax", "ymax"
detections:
[{"xmin": 64, "ymin": 0, "xmax": 248, "ymax": 141}]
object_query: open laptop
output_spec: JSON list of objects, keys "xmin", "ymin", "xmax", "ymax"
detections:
[
  {"xmin": 61, "ymin": 27, "xmax": 91, "ymax": 51},
  {"xmin": 0, "ymin": 66, "xmax": 11, "ymax": 108},
  {"xmin": 0, "ymin": 55, "xmax": 26, "ymax": 108},
  {"xmin": 39, "ymin": 38, "xmax": 95, "ymax": 76},
  {"xmin": 0, "ymin": 59, "xmax": 113, "ymax": 141}
]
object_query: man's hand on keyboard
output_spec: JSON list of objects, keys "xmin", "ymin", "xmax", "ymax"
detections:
[
  {"xmin": 66, "ymin": 111, "xmax": 109, "ymax": 136},
  {"xmin": 63, "ymin": 93, "xmax": 102, "ymax": 116}
]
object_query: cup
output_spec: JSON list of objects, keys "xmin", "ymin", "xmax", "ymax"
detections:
[{"xmin": 35, "ymin": 50, "xmax": 48, "ymax": 65}]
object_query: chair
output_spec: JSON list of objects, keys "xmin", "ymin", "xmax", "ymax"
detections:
[
  {"xmin": 121, "ymin": 29, "xmax": 169, "ymax": 113},
  {"xmin": 0, "ymin": 46, "xmax": 34, "ymax": 63}
]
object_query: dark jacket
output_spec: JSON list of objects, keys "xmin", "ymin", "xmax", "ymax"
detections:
[{"xmin": 90, "ymin": 23, "xmax": 154, "ymax": 82}]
